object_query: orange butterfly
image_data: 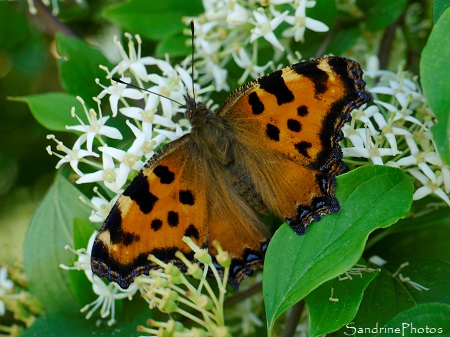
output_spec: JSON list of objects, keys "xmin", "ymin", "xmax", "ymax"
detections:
[{"xmin": 91, "ymin": 56, "xmax": 370, "ymax": 289}]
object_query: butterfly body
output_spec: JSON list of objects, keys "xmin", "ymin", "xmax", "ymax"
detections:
[{"xmin": 91, "ymin": 56, "xmax": 370, "ymax": 289}]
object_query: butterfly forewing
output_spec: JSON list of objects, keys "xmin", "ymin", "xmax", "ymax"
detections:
[{"xmin": 218, "ymin": 57, "xmax": 370, "ymax": 233}]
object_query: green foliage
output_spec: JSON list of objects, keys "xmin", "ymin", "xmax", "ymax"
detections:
[
  {"xmin": 306, "ymin": 262, "xmax": 379, "ymax": 337},
  {"xmin": 103, "ymin": 0, "xmax": 203, "ymax": 41},
  {"xmin": 263, "ymin": 166, "xmax": 413, "ymax": 334},
  {"xmin": 23, "ymin": 172, "xmax": 90, "ymax": 314},
  {"xmin": 13, "ymin": 93, "xmax": 87, "ymax": 131},
  {"xmin": 420, "ymin": 7, "xmax": 450, "ymax": 165},
  {"xmin": 56, "ymin": 34, "xmax": 112, "ymax": 100},
  {"xmin": 433, "ymin": 0, "xmax": 450, "ymax": 22},
  {"xmin": 357, "ymin": 0, "xmax": 407, "ymax": 31}
]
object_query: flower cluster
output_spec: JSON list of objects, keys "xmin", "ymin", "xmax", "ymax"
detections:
[
  {"xmin": 61, "ymin": 233, "xmax": 239, "ymax": 335},
  {"xmin": 60, "ymin": 233, "xmax": 139, "ymax": 326},
  {"xmin": 0, "ymin": 266, "xmax": 43, "ymax": 335},
  {"xmin": 47, "ymin": 34, "xmax": 213, "ymax": 202},
  {"xmin": 186, "ymin": 0, "xmax": 329, "ymax": 88},
  {"xmin": 342, "ymin": 63, "xmax": 450, "ymax": 206}
]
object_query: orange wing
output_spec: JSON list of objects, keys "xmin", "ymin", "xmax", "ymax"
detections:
[
  {"xmin": 218, "ymin": 57, "xmax": 370, "ymax": 233},
  {"xmin": 91, "ymin": 135, "xmax": 269, "ymax": 289}
]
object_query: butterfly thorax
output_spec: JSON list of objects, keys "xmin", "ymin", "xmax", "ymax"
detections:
[
  {"xmin": 185, "ymin": 96, "xmax": 234, "ymax": 165},
  {"xmin": 185, "ymin": 96, "xmax": 270, "ymax": 214}
]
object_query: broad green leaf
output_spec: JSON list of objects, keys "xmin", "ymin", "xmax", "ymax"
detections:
[
  {"xmin": 263, "ymin": 166, "xmax": 413, "ymax": 334},
  {"xmin": 420, "ymin": 8, "xmax": 450, "ymax": 165},
  {"xmin": 23, "ymin": 173, "xmax": 90, "ymax": 313},
  {"xmin": 56, "ymin": 33, "xmax": 112, "ymax": 100},
  {"xmin": 368, "ymin": 220, "xmax": 450, "ymax": 262},
  {"xmin": 379, "ymin": 303, "xmax": 450, "ymax": 336},
  {"xmin": 330, "ymin": 258, "xmax": 450, "ymax": 336},
  {"xmin": 12, "ymin": 93, "xmax": 86, "ymax": 131},
  {"xmin": 155, "ymin": 33, "xmax": 190, "ymax": 58},
  {"xmin": 434, "ymin": 0, "xmax": 450, "ymax": 23},
  {"xmin": 329, "ymin": 268, "xmax": 415, "ymax": 337},
  {"xmin": 385, "ymin": 259, "xmax": 450, "ymax": 306},
  {"xmin": 20, "ymin": 297, "xmax": 149, "ymax": 337},
  {"xmin": 103, "ymin": 0, "xmax": 203, "ymax": 40},
  {"xmin": 357, "ymin": 0, "xmax": 407, "ymax": 31},
  {"xmin": 325, "ymin": 26, "xmax": 360, "ymax": 55},
  {"xmin": 306, "ymin": 264, "xmax": 379, "ymax": 337}
]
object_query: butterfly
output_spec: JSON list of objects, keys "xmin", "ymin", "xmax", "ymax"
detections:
[{"xmin": 91, "ymin": 56, "xmax": 370, "ymax": 290}]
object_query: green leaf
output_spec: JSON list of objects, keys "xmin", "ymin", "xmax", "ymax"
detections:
[
  {"xmin": 263, "ymin": 166, "xmax": 413, "ymax": 334},
  {"xmin": 330, "ymin": 268, "xmax": 415, "ymax": 337},
  {"xmin": 325, "ymin": 26, "xmax": 360, "ymax": 55},
  {"xmin": 103, "ymin": 0, "xmax": 203, "ymax": 40},
  {"xmin": 56, "ymin": 33, "xmax": 112, "ymax": 100},
  {"xmin": 369, "ymin": 224, "xmax": 450, "ymax": 263},
  {"xmin": 155, "ymin": 33, "xmax": 190, "ymax": 58},
  {"xmin": 420, "ymin": 8, "xmax": 450, "ymax": 165},
  {"xmin": 23, "ymin": 173, "xmax": 90, "ymax": 314},
  {"xmin": 12, "ymin": 93, "xmax": 86, "ymax": 131},
  {"xmin": 20, "ymin": 297, "xmax": 149, "ymax": 337},
  {"xmin": 385, "ymin": 259, "xmax": 450, "ymax": 306},
  {"xmin": 357, "ymin": 0, "xmax": 407, "ymax": 31},
  {"xmin": 330, "ymin": 258, "xmax": 450, "ymax": 336},
  {"xmin": 379, "ymin": 303, "xmax": 450, "ymax": 336},
  {"xmin": 434, "ymin": 0, "xmax": 450, "ymax": 23},
  {"xmin": 306, "ymin": 264, "xmax": 379, "ymax": 337}
]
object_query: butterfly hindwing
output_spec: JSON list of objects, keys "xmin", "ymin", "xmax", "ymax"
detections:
[{"xmin": 218, "ymin": 57, "xmax": 370, "ymax": 232}]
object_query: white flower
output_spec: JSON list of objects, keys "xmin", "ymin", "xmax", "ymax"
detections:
[
  {"xmin": 232, "ymin": 47, "xmax": 272, "ymax": 84},
  {"xmin": 66, "ymin": 97, "xmax": 123, "ymax": 152},
  {"xmin": 99, "ymin": 128, "xmax": 146, "ymax": 190},
  {"xmin": 46, "ymin": 134, "xmax": 98, "ymax": 176},
  {"xmin": 227, "ymin": 2, "xmax": 248, "ymax": 26},
  {"xmin": 282, "ymin": 0, "xmax": 329, "ymax": 42},
  {"xmin": 96, "ymin": 77, "xmax": 144, "ymax": 117},
  {"xmin": 60, "ymin": 232, "xmax": 139, "ymax": 326},
  {"xmin": 126, "ymin": 120, "xmax": 168, "ymax": 160},
  {"xmin": 76, "ymin": 151, "xmax": 120, "ymax": 193},
  {"xmin": 110, "ymin": 33, "xmax": 158, "ymax": 81},
  {"xmin": 0, "ymin": 267, "xmax": 14, "ymax": 316},
  {"xmin": 86, "ymin": 187, "xmax": 116, "ymax": 223},
  {"xmin": 250, "ymin": 8, "xmax": 288, "ymax": 51}
]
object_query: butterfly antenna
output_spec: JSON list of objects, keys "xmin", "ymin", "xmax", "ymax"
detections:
[
  {"xmin": 190, "ymin": 20, "xmax": 196, "ymax": 104},
  {"xmin": 111, "ymin": 77, "xmax": 185, "ymax": 107}
]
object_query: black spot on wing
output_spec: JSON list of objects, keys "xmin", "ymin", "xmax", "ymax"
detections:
[
  {"xmin": 184, "ymin": 224, "xmax": 200, "ymax": 240},
  {"xmin": 258, "ymin": 69, "xmax": 294, "ymax": 105},
  {"xmin": 179, "ymin": 190, "xmax": 195, "ymax": 205},
  {"xmin": 153, "ymin": 165, "xmax": 175, "ymax": 184},
  {"xmin": 102, "ymin": 204, "xmax": 139, "ymax": 246},
  {"xmin": 266, "ymin": 123, "xmax": 280, "ymax": 141},
  {"xmin": 168, "ymin": 211, "xmax": 179, "ymax": 227},
  {"xmin": 151, "ymin": 218, "xmax": 162, "ymax": 231},
  {"xmin": 122, "ymin": 232, "xmax": 140, "ymax": 246},
  {"xmin": 123, "ymin": 172, "xmax": 158, "ymax": 214},
  {"xmin": 297, "ymin": 105, "xmax": 309, "ymax": 117},
  {"xmin": 294, "ymin": 141, "xmax": 312, "ymax": 158},
  {"xmin": 292, "ymin": 60, "xmax": 328, "ymax": 95},
  {"xmin": 248, "ymin": 92, "xmax": 264, "ymax": 115},
  {"xmin": 287, "ymin": 119, "xmax": 302, "ymax": 132}
]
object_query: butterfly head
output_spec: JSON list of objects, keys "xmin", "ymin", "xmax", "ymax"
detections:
[{"xmin": 184, "ymin": 94, "xmax": 212, "ymax": 128}]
